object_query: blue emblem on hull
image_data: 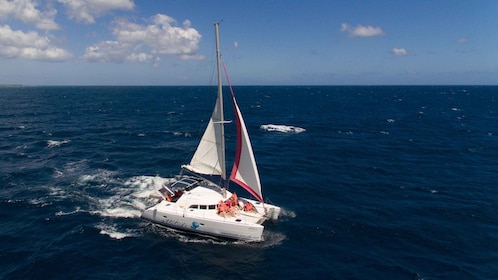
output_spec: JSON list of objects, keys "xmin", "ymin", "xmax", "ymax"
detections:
[{"xmin": 191, "ymin": 222, "xmax": 199, "ymax": 229}]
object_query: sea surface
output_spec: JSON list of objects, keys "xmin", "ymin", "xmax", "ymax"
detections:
[{"xmin": 1, "ymin": 86, "xmax": 497, "ymax": 279}]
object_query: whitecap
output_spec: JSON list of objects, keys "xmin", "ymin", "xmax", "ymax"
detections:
[
  {"xmin": 53, "ymin": 169, "xmax": 64, "ymax": 178},
  {"xmin": 55, "ymin": 207, "xmax": 85, "ymax": 216},
  {"xmin": 78, "ymin": 170, "xmax": 117, "ymax": 185},
  {"xmin": 47, "ymin": 139, "xmax": 71, "ymax": 148},
  {"xmin": 260, "ymin": 124, "xmax": 306, "ymax": 133},
  {"xmin": 91, "ymin": 207, "xmax": 142, "ymax": 218},
  {"xmin": 95, "ymin": 223, "xmax": 138, "ymax": 240}
]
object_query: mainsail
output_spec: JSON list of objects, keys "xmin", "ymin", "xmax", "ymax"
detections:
[
  {"xmin": 182, "ymin": 23, "xmax": 226, "ymax": 180},
  {"xmin": 182, "ymin": 97, "xmax": 225, "ymax": 178}
]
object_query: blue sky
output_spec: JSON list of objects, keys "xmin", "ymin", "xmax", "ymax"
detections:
[{"xmin": 0, "ymin": 0, "xmax": 497, "ymax": 85}]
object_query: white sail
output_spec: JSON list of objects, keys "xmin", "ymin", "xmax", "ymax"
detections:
[
  {"xmin": 182, "ymin": 101, "xmax": 225, "ymax": 177},
  {"xmin": 229, "ymin": 95, "xmax": 263, "ymax": 202},
  {"xmin": 182, "ymin": 23, "xmax": 226, "ymax": 179}
]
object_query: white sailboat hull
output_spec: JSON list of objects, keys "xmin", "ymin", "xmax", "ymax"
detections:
[
  {"xmin": 141, "ymin": 201, "xmax": 265, "ymax": 242},
  {"xmin": 141, "ymin": 176, "xmax": 279, "ymax": 242}
]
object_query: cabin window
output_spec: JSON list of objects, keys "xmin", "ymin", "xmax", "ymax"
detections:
[
  {"xmin": 200, "ymin": 205, "xmax": 207, "ymax": 210},
  {"xmin": 235, "ymin": 219, "xmax": 241, "ymax": 222},
  {"xmin": 208, "ymin": 205, "xmax": 216, "ymax": 210},
  {"xmin": 189, "ymin": 205, "xmax": 199, "ymax": 209}
]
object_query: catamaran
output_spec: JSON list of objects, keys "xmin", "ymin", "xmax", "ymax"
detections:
[{"xmin": 141, "ymin": 23, "xmax": 280, "ymax": 242}]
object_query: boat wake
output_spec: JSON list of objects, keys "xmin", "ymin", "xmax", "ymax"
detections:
[
  {"xmin": 41, "ymin": 161, "xmax": 175, "ymax": 240},
  {"xmin": 260, "ymin": 124, "xmax": 306, "ymax": 133}
]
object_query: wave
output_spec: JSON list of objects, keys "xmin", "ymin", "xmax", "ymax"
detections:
[
  {"xmin": 55, "ymin": 207, "xmax": 85, "ymax": 216},
  {"xmin": 260, "ymin": 124, "xmax": 306, "ymax": 133},
  {"xmin": 95, "ymin": 223, "xmax": 140, "ymax": 240},
  {"xmin": 47, "ymin": 139, "xmax": 71, "ymax": 148}
]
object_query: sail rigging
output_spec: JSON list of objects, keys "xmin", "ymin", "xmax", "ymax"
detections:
[
  {"xmin": 141, "ymin": 22, "xmax": 280, "ymax": 242},
  {"xmin": 183, "ymin": 22, "xmax": 263, "ymax": 202}
]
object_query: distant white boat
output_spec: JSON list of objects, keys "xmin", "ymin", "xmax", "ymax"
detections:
[{"xmin": 141, "ymin": 23, "xmax": 280, "ymax": 242}]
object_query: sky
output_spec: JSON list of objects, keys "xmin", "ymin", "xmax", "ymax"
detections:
[{"xmin": 0, "ymin": 0, "xmax": 497, "ymax": 85}]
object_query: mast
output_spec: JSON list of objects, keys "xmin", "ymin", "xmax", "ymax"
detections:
[{"xmin": 214, "ymin": 22, "xmax": 226, "ymax": 180}]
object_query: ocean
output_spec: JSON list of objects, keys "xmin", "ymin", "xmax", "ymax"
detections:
[{"xmin": 1, "ymin": 86, "xmax": 497, "ymax": 279}]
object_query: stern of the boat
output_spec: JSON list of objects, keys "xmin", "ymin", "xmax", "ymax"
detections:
[{"xmin": 265, "ymin": 204, "xmax": 281, "ymax": 220}]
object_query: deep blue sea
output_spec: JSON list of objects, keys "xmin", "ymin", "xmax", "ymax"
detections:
[{"xmin": 1, "ymin": 86, "xmax": 497, "ymax": 279}]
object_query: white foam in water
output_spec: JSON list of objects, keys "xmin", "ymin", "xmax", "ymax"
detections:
[
  {"xmin": 124, "ymin": 175, "xmax": 173, "ymax": 200},
  {"xmin": 55, "ymin": 207, "xmax": 85, "ymax": 216},
  {"xmin": 48, "ymin": 163, "xmax": 167, "ymax": 238},
  {"xmin": 260, "ymin": 124, "xmax": 306, "ymax": 133},
  {"xmin": 95, "ymin": 223, "xmax": 139, "ymax": 240},
  {"xmin": 83, "ymin": 175, "xmax": 174, "ymax": 221},
  {"xmin": 280, "ymin": 208, "xmax": 297, "ymax": 219},
  {"xmin": 47, "ymin": 139, "xmax": 71, "ymax": 148}
]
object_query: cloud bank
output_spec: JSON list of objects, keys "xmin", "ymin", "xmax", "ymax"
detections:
[
  {"xmin": 84, "ymin": 14, "xmax": 203, "ymax": 64},
  {"xmin": 0, "ymin": 1, "xmax": 202, "ymax": 64},
  {"xmin": 0, "ymin": 0, "xmax": 59, "ymax": 30},
  {"xmin": 58, "ymin": 0, "xmax": 135, "ymax": 24},
  {"xmin": 0, "ymin": 25, "xmax": 72, "ymax": 61}
]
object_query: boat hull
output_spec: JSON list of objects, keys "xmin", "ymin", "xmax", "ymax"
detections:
[{"xmin": 141, "ymin": 202, "xmax": 265, "ymax": 242}]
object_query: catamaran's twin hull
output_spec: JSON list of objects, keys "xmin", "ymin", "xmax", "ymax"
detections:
[{"xmin": 141, "ymin": 204, "xmax": 265, "ymax": 242}]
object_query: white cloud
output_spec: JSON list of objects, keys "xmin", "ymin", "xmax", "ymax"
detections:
[
  {"xmin": 58, "ymin": 0, "xmax": 135, "ymax": 24},
  {"xmin": 392, "ymin": 48, "xmax": 407, "ymax": 56},
  {"xmin": 83, "ymin": 40, "xmax": 128, "ymax": 62},
  {"xmin": 341, "ymin": 23, "xmax": 385, "ymax": 37},
  {"xmin": 233, "ymin": 41, "xmax": 239, "ymax": 48},
  {"xmin": 0, "ymin": 0, "xmax": 59, "ymax": 30},
  {"xmin": 0, "ymin": 24, "xmax": 72, "ymax": 61},
  {"xmin": 457, "ymin": 37, "xmax": 468, "ymax": 44},
  {"xmin": 84, "ymin": 13, "xmax": 203, "ymax": 64},
  {"xmin": 83, "ymin": 40, "xmax": 153, "ymax": 63}
]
